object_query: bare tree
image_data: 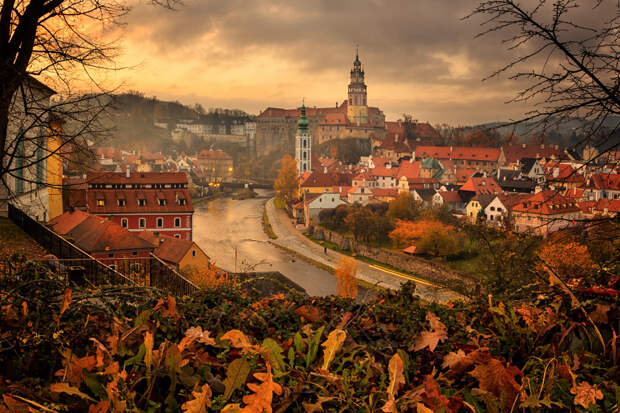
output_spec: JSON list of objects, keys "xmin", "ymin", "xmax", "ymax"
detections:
[
  {"xmin": 467, "ymin": 0, "xmax": 619, "ymax": 159},
  {"xmin": 0, "ymin": 0, "xmax": 178, "ymax": 216}
]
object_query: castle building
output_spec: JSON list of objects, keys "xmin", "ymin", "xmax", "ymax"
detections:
[
  {"xmin": 295, "ymin": 103, "xmax": 312, "ymax": 174},
  {"xmin": 256, "ymin": 51, "xmax": 386, "ymax": 156}
]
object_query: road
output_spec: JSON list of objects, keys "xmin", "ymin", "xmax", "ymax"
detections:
[{"xmin": 192, "ymin": 190, "xmax": 339, "ymax": 297}]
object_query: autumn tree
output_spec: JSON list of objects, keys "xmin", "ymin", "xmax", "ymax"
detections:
[
  {"xmin": 387, "ymin": 192, "xmax": 420, "ymax": 221},
  {"xmin": 274, "ymin": 155, "xmax": 299, "ymax": 204},
  {"xmin": 537, "ymin": 237, "xmax": 595, "ymax": 280},
  {"xmin": 182, "ymin": 263, "xmax": 233, "ymax": 290},
  {"xmin": 334, "ymin": 256, "xmax": 358, "ymax": 299},
  {"xmin": 389, "ymin": 219, "xmax": 462, "ymax": 256}
]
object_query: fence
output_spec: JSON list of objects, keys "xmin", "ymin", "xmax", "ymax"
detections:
[{"xmin": 8, "ymin": 204, "xmax": 199, "ymax": 296}]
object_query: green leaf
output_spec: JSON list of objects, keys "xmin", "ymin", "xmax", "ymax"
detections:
[
  {"xmin": 50, "ymin": 382, "xmax": 96, "ymax": 401},
  {"xmin": 123, "ymin": 344, "xmax": 146, "ymax": 370},
  {"xmin": 287, "ymin": 347, "xmax": 295, "ymax": 367},
  {"xmin": 305, "ymin": 326, "xmax": 325, "ymax": 368},
  {"xmin": 134, "ymin": 310, "xmax": 151, "ymax": 327},
  {"xmin": 223, "ymin": 358, "xmax": 250, "ymax": 401},
  {"xmin": 294, "ymin": 332, "xmax": 305, "ymax": 354},
  {"xmin": 261, "ymin": 338, "xmax": 285, "ymax": 372},
  {"xmin": 84, "ymin": 371, "xmax": 107, "ymax": 399}
]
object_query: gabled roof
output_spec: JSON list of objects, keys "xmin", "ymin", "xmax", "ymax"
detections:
[
  {"xmin": 395, "ymin": 161, "xmax": 421, "ymax": 180},
  {"xmin": 495, "ymin": 193, "xmax": 532, "ymax": 209},
  {"xmin": 198, "ymin": 149, "xmax": 232, "ymax": 160},
  {"xmin": 50, "ymin": 211, "xmax": 154, "ymax": 253},
  {"xmin": 586, "ymin": 173, "xmax": 620, "ymax": 190},
  {"xmin": 87, "ymin": 171, "xmax": 189, "ymax": 185},
  {"xmin": 511, "ymin": 190, "xmax": 580, "ymax": 215},
  {"xmin": 470, "ymin": 194, "xmax": 496, "ymax": 209},
  {"xmin": 438, "ymin": 191, "xmax": 463, "ymax": 203},
  {"xmin": 370, "ymin": 188, "xmax": 398, "ymax": 198},
  {"xmin": 460, "ymin": 177, "xmax": 503, "ymax": 195},
  {"xmin": 154, "ymin": 237, "xmax": 195, "ymax": 265},
  {"xmin": 595, "ymin": 199, "xmax": 620, "ymax": 214},
  {"xmin": 501, "ymin": 144, "xmax": 567, "ymax": 164},
  {"xmin": 86, "ymin": 188, "xmax": 193, "ymax": 214},
  {"xmin": 416, "ymin": 146, "xmax": 500, "ymax": 161},
  {"xmin": 543, "ymin": 162, "xmax": 584, "ymax": 184},
  {"xmin": 300, "ymin": 171, "xmax": 352, "ymax": 188},
  {"xmin": 519, "ymin": 158, "xmax": 540, "ymax": 174},
  {"xmin": 414, "ymin": 188, "xmax": 437, "ymax": 201}
]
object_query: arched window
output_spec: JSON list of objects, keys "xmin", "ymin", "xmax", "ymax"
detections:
[
  {"xmin": 156, "ymin": 217, "xmax": 163, "ymax": 228},
  {"xmin": 121, "ymin": 218, "xmax": 128, "ymax": 228},
  {"xmin": 139, "ymin": 218, "xmax": 146, "ymax": 228},
  {"xmin": 174, "ymin": 217, "xmax": 181, "ymax": 227}
]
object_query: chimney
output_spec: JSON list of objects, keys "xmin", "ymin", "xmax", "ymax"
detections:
[{"xmin": 126, "ymin": 165, "xmax": 130, "ymax": 178}]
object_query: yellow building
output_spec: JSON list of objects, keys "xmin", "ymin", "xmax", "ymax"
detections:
[
  {"xmin": 153, "ymin": 237, "xmax": 211, "ymax": 272},
  {"xmin": 465, "ymin": 194, "xmax": 496, "ymax": 223},
  {"xmin": 47, "ymin": 117, "xmax": 64, "ymax": 220}
]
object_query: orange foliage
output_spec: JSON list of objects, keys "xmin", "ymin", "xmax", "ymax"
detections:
[
  {"xmin": 389, "ymin": 219, "xmax": 453, "ymax": 247},
  {"xmin": 537, "ymin": 237, "xmax": 595, "ymax": 279},
  {"xmin": 334, "ymin": 256, "xmax": 358, "ymax": 299},
  {"xmin": 183, "ymin": 263, "xmax": 234, "ymax": 289}
]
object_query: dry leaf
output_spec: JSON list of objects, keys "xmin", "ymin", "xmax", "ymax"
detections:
[
  {"xmin": 294, "ymin": 305, "xmax": 321, "ymax": 323},
  {"xmin": 144, "ymin": 331, "xmax": 154, "ymax": 375},
  {"xmin": 320, "ymin": 329, "xmax": 346, "ymax": 371},
  {"xmin": 221, "ymin": 330, "xmax": 252, "ymax": 349},
  {"xmin": 241, "ymin": 364, "xmax": 283, "ymax": 413},
  {"xmin": 469, "ymin": 357, "xmax": 522, "ymax": 408},
  {"xmin": 88, "ymin": 401, "xmax": 110, "ymax": 413},
  {"xmin": 154, "ymin": 295, "xmax": 178, "ymax": 318},
  {"xmin": 179, "ymin": 326, "xmax": 216, "ymax": 351},
  {"xmin": 571, "ymin": 381, "xmax": 603, "ymax": 409},
  {"xmin": 411, "ymin": 312, "xmax": 448, "ymax": 352},
  {"xmin": 181, "ymin": 383, "xmax": 212, "ymax": 413},
  {"xmin": 56, "ymin": 350, "xmax": 97, "ymax": 386},
  {"xmin": 60, "ymin": 288, "xmax": 72, "ymax": 315},
  {"xmin": 589, "ymin": 304, "xmax": 611, "ymax": 324},
  {"xmin": 50, "ymin": 382, "xmax": 95, "ymax": 401},
  {"xmin": 381, "ymin": 353, "xmax": 405, "ymax": 412}
]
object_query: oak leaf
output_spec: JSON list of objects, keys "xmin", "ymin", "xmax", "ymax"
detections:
[
  {"xmin": 56, "ymin": 350, "xmax": 97, "ymax": 386},
  {"xmin": 294, "ymin": 305, "xmax": 321, "ymax": 323},
  {"xmin": 154, "ymin": 295, "xmax": 177, "ymax": 318},
  {"xmin": 320, "ymin": 329, "xmax": 346, "ymax": 371},
  {"xmin": 571, "ymin": 381, "xmax": 603, "ymax": 409},
  {"xmin": 381, "ymin": 353, "xmax": 405, "ymax": 412},
  {"xmin": 241, "ymin": 364, "xmax": 283, "ymax": 413},
  {"xmin": 60, "ymin": 288, "xmax": 72, "ymax": 315},
  {"xmin": 469, "ymin": 357, "xmax": 522, "ymax": 407},
  {"xmin": 181, "ymin": 383, "xmax": 212, "ymax": 413},
  {"xmin": 179, "ymin": 326, "xmax": 216, "ymax": 351},
  {"xmin": 88, "ymin": 401, "xmax": 110, "ymax": 413},
  {"xmin": 411, "ymin": 312, "xmax": 448, "ymax": 352}
]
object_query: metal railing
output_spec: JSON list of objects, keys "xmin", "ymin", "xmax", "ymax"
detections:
[{"xmin": 8, "ymin": 204, "xmax": 199, "ymax": 295}]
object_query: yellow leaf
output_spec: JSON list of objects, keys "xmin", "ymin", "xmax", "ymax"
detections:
[
  {"xmin": 144, "ymin": 331, "xmax": 154, "ymax": 375},
  {"xmin": 60, "ymin": 288, "xmax": 72, "ymax": 315},
  {"xmin": 50, "ymin": 382, "xmax": 96, "ymax": 401},
  {"xmin": 411, "ymin": 312, "xmax": 448, "ymax": 352},
  {"xmin": 179, "ymin": 326, "xmax": 216, "ymax": 352},
  {"xmin": 241, "ymin": 364, "xmax": 283, "ymax": 413},
  {"xmin": 381, "ymin": 353, "xmax": 405, "ymax": 412},
  {"xmin": 571, "ymin": 381, "xmax": 603, "ymax": 409},
  {"xmin": 320, "ymin": 329, "xmax": 346, "ymax": 371},
  {"xmin": 221, "ymin": 404, "xmax": 243, "ymax": 413},
  {"xmin": 181, "ymin": 383, "xmax": 212, "ymax": 413},
  {"xmin": 221, "ymin": 329, "xmax": 252, "ymax": 349},
  {"xmin": 416, "ymin": 402, "xmax": 434, "ymax": 413}
]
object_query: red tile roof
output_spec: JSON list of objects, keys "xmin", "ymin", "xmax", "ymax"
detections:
[
  {"xmin": 87, "ymin": 171, "xmax": 189, "ymax": 185},
  {"xmin": 595, "ymin": 199, "xmax": 620, "ymax": 214},
  {"xmin": 395, "ymin": 161, "xmax": 421, "ymax": 180},
  {"xmin": 198, "ymin": 149, "xmax": 232, "ymax": 160},
  {"xmin": 371, "ymin": 188, "xmax": 399, "ymax": 197},
  {"xmin": 153, "ymin": 237, "xmax": 194, "ymax": 265},
  {"xmin": 86, "ymin": 189, "xmax": 193, "ymax": 214},
  {"xmin": 543, "ymin": 162, "xmax": 585, "ymax": 184},
  {"xmin": 438, "ymin": 191, "xmax": 463, "ymax": 203},
  {"xmin": 416, "ymin": 146, "xmax": 500, "ymax": 161},
  {"xmin": 300, "ymin": 171, "xmax": 353, "ymax": 188},
  {"xmin": 460, "ymin": 177, "xmax": 503, "ymax": 195},
  {"xmin": 496, "ymin": 193, "xmax": 532, "ymax": 209},
  {"xmin": 501, "ymin": 144, "xmax": 567, "ymax": 164},
  {"xmin": 586, "ymin": 173, "xmax": 620, "ymax": 191},
  {"xmin": 512, "ymin": 190, "xmax": 580, "ymax": 215},
  {"xmin": 50, "ymin": 211, "xmax": 154, "ymax": 253}
]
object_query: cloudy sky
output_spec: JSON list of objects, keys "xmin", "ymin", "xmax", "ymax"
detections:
[{"xmin": 109, "ymin": 0, "xmax": 608, "ymax": 125}]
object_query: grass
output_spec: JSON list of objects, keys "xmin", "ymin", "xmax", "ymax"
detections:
[
  {"xmin": 262, "ymin": 204, "xmax": 278, "ymax": 240},
  {"xmin": 273, "ymin": 197, "xmax": 286, "ymax": 210}
]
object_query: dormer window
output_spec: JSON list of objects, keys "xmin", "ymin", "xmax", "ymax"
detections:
[
  {"xmin": 138, "ymin": 199, "xmax": 146, "ymax": 206},
  {"xmin": 97, "ymin": 199, "xmax": 105, "ymax": 207},
  {"xmin": 117, "ymin": 199, "xmax": 126, "ymax": 207},
  {"xmin": 158, "ymin": 199, "xmax": 166, "ymax": 206},
  {"xmin": 178, "ymin": 198, "xmax": 186, "ymax": 206}
]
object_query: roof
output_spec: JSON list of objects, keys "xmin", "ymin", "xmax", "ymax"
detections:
[
  {"xmin": 495, "ymin": 193, "xmax": 532, "ymax": 209},
  {"xmin": 586, "ymin": 173, "xmax": 620, "ymax": 191},
  {"xmin": 153, "ymin": 237, "xmax": 194, "ymax": 265},
  {"xmin": 595, "ymin": 199, "xmax": 620, "ymax": 214},
  {"xmin": 470, "ymin": 194, "xmax": 497, "ymax": 209},
  {"xmin": 543, "ymin": 162, "xmax": 585, "ymax": 183},
  {"xmin": 198, "ymin": 149, "xmax": 232, "ymax": 160},
  {"xmin": 395, "ymin": 161, "xmax": 421, "ymax": 180},
  {"xmin": 414, "ymin": 188, "xmax": 437, "ymax": 201},
  {"xmin": 415, "ymin": 145, "xmax": 500, "ymax": 161},
  {"xmin": 51, "ymin": 212, "xmax": 154, "ymax": 253},
  {"xmin": 511, "ymin": 190, "xmax": 581, "ymax": 215},
  {"xmin": 300, "ymin": 171, "xmax": 352, "ymax": 188},
  {"xmin": 438, "ymin": 191, "xmax": 463, "ymax": 203},
  {"xmin": 371, "ymin": 188, "xmax": 399, "ymax": 197},
  {"xmin": 501, "ymin": 144, "xmax": 567, "ymax": 164},
  {"xmin": 519, "ymin": 158, "xmax": 540, "ymax": 174},
  {"xmin": 87, "ymin": 171, "xmax": 189, "ymax": 185},
  {"xmin": 460, "ymin": 177, "xmax": 503, "ymax": 195}
]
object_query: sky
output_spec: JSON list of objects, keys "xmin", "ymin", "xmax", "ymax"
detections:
[{"xmin": 108, "ymin": 0, "xmax": 610, "ymax": 125}]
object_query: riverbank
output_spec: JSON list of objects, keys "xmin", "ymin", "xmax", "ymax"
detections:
[{"xmin": 263, "ymin": 198, "xmax": 464, "ymax": 303}]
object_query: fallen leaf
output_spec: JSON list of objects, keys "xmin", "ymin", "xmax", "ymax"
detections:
[
  {"xmin": 294, "ymin": 305, "xmax": 321, "ymax": 323},
  {"xmin": 469, "ymin": 357, "xmax": 522, "ymax": 408},
  {"xmin": 60, "ymin": 288, "xmax": 72, "ymax": 315},
  {"xmin": 223, "ymin": 358, "xmax": 251, "ymax": 400},
  {"xmin": 221, "ymin": 330, "xmax": 252, "ymax": 349},
  {"xmin": 144, "ymin": 331, "xmax": 154, "ymax": 375},
  {"xmin": 320, "ymin": 329, "xmax": 346, "ymax": 371},
  {"xmin": 50, "ymin": 382, "xmax": 96, "ymax": 401},
  {"xmin": 589, "ymin": 304, "xmax": 611, "ymax": 324},
  {"xmin": 571, "ymin": 381, "xmax": 603, "ymax": 409},
  {"xmin": 381, "ymin": 353, "xmax": 405, "ymax": 412},
  {"xmin": 181, "ymin": 383, "xmax": 212, "ymax": 413},
  {"xmin": 179, "ymin": 326, "xmax": 216, "ymax": 351},
  {"xmin": 56, "ymin": 350, "xmax": 97, "ymax": 386},
  {"xmin": 242, "ymin": 364, "xmax": 283, "ymax": 413},
  {"xmin": 411, "ymin": 312, "xmax": 448, "ymax": 352},
  {"xmin": 154, "ymin": 295, "xmax": 177, "ymax": 318},
  {"xmin": 88, "ymin": 401, "xmax": 110, "ymax": 413}
]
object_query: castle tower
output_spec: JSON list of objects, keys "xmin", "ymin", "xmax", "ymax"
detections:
[
  {"xmin": 347, "ymin": 48, "xmax": 369, "ymax": 126},
  {"xmin": 295, "ymin": 103, "xmax": 312, "ymax": 174}
]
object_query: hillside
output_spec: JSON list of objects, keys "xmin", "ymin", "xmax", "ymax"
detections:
[{"xmin": 0, "ymin": 263, "xmax": 617, "ymax": 412}]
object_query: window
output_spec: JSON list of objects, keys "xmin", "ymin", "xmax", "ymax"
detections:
[
  {"xmin": 138, "ymin": 199, "xmax": 146, "ymax": 206},
  {"xmin": 129, "ymin": 263, "xmax": 141, "ymax": 272},
  {"xmin": 108, "ymin": 253, "xmax": 114, "ymax": 258},
  {"xmin": 121, "ymin": 218, "xmax": 128, "ymax": 228},
  {"xmin": 117, "ymin": 199, "xmax": 126, "ymax": 206},
  {"xmin": 179, "ymin": 198, "xmax": 186, "ymax": 206},
  {"xmin": 132, "ymin": 251, "xmax": 138, "ymax": 256},
  {"xmin": 192, "ymin": 250, "xmax": 196, "ymax": 257},
  {"xmin": 139, "ymin": 218, "xmax": 146, "ymax": 228},
  {"xmin": 109, "ymin": 264, "xmax": 117, "ymax": 271},
  {"xmin": 174, "ymin": 218, "xmax": 181, "ymax": 227},
  {"xmin": 490, "ymin": 207, "xmax": 495, "ymax": 211},
  {"xmin": 97, "ymin": 199, "xmax": 105, "ymax": 207},
  {"xmin": 157, "ymin": 218, "xmax": 163, "ymax": 228},
  {"xmin": 174, "ymin": 234, "xmax": 181, "ymax": 239},
  {"xmin": 158, "ymin": 199, "xmax": 166, "ymax": 206}
]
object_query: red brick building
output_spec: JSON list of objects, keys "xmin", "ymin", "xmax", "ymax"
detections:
[{"xmin": 72, "ymin": 170, "xmax": 194, "ymax": 240}]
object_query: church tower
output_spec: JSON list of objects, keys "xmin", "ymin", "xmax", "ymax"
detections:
[
  {"xmin": 295, "ymin": 103, "xmax": 312, "ymax": 174},
  {"xmin": 347, "ymin": 48, "xmax": 369, "ymax": 125}
]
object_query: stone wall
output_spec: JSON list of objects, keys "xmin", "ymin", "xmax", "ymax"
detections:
[{"xmin": 316, "ymin": 226, "xmax": 478, "ymax": 295}]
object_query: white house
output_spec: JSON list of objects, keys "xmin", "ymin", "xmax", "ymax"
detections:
[{"xmin": 304, "ymin": 192, "xmax": 346, "ymax": 226}]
